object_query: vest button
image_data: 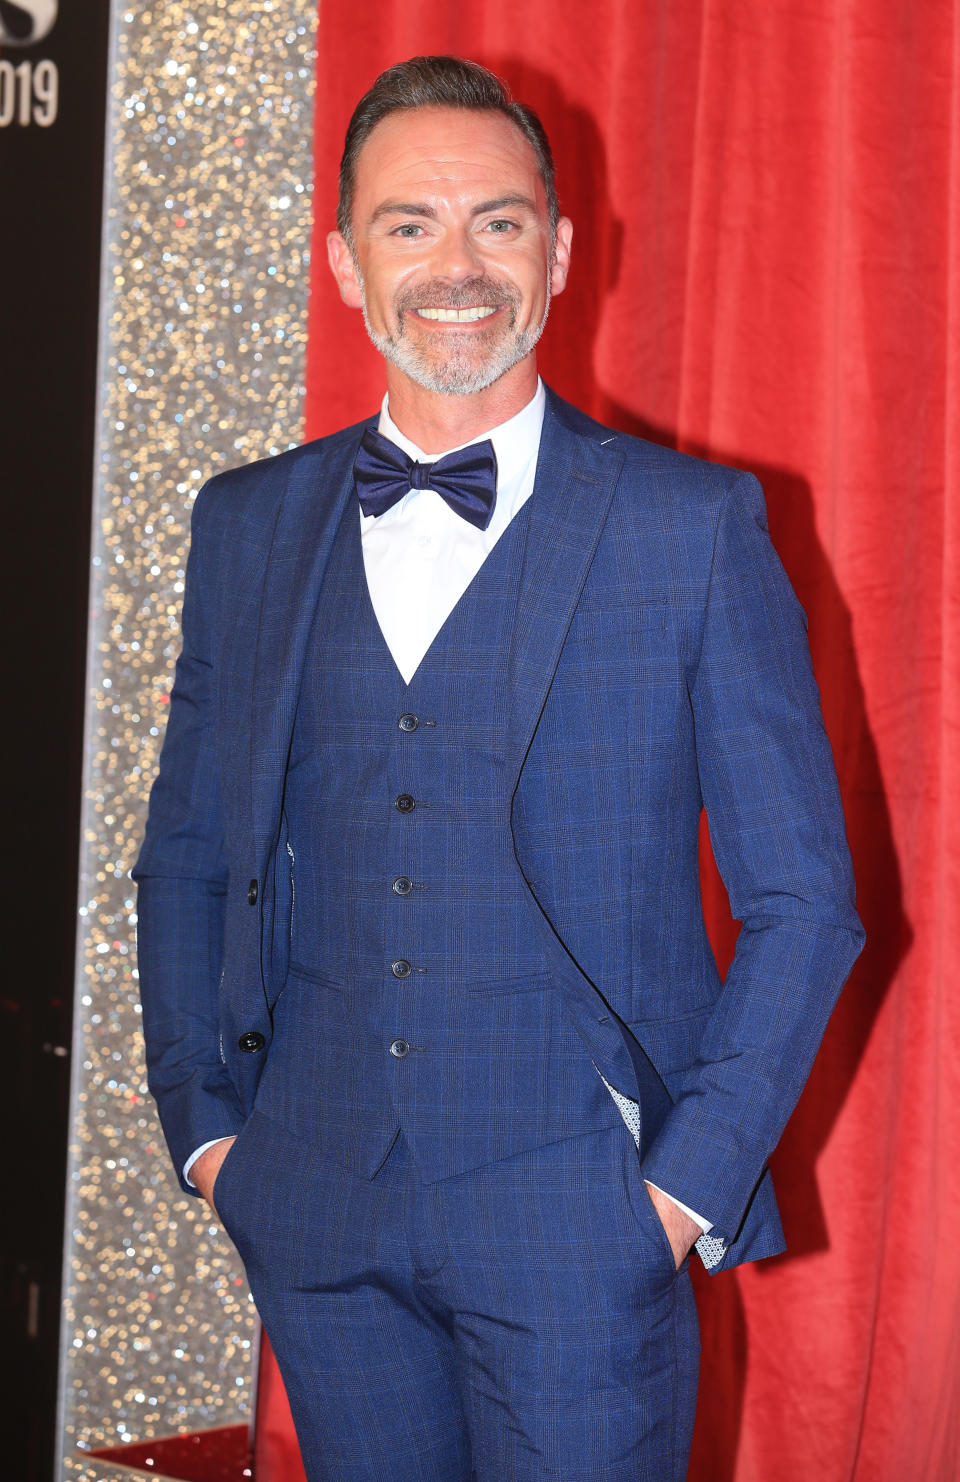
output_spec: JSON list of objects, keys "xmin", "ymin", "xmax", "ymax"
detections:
[
  {"xmin": 398, "ymin": 713, "xmax": 419, "ymax": 732},
  {"xmin": 389, "ymin": 1038, "xmax": 410, "ymax": 1058},
  {"xmin": 238, "ymin": 1030, "xmax": 266, "ymax": 1053},
  {"xmin": 395, "ymin": 793, "xmax": 416, "ymax": 813},
  {"xmin": 392, "ymin": 876, "xmax": 413, "ymax": 896},
  {"xmin": 247, "ymin": 878, "xmax": 258, "ymax": 906},
  {"xmin": 391, "ymin": 959, "xmax": 412, "ymax": 979}
]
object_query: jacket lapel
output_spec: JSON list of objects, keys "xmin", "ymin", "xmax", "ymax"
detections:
[
  {"xmin": 508, "ymin": 392, "xmax": 673, "ymax": 1132},
  {"xmin": 506, "ymin": 388, "xmax": 624, "ymax": 777},
  {"xmin": 248, "ymin": 426, "xmax": 370, "ymax": 859}
]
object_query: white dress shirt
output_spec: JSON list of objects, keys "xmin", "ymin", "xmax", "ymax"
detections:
[
  {"xmin": 184, "ymin": 379, "xmax": 711, "ymax": 1241},
  {"xmin": 361, "ymin": 379, "xmax": 545, "ymax": 683}
]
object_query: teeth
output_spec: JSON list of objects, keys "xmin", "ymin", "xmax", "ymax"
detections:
[{"xmin": 415, "ymin": 306, "xmax": 498, "ymax": 322}]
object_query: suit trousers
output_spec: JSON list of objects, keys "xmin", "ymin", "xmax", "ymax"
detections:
[{"xmin": 214, "ymin": 1105, "xmax": 700, "ymax": 1482}]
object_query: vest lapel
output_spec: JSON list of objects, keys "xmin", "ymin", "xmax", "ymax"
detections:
[{"xmin": 249, "ymin": 426, "xmax": 371, "ymax": 860}]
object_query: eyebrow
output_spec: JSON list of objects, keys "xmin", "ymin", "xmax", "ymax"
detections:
[{"xmin": 368, "ymin": 194, "xmax": 538, "ymax": 225}]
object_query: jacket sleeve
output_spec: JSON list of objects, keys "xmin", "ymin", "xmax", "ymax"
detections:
[
  {"xmin": 639, "ymin": 472, "xmax": 865, "ymax": 1245},
  {"xmin": 132, "ymin": 481, "xmax": 246, "ymax": 1195}
]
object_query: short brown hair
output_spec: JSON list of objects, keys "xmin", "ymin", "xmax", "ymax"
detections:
[{"xmin": 337, "ymin": 55, "xmax": 559, "ymax": 245}]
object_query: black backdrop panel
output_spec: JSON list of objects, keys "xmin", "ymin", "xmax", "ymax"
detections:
[{"xmin": 0, "ymin": 3, "xmax": 110, "ymax": 1477}]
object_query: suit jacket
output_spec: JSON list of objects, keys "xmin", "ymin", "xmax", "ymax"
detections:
[{"xmin": 133, "ymin": 386, "xmax": 864, "ymax": 1270}]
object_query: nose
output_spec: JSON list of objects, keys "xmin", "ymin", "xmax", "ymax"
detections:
[{"xmin": 428, "ymin": 225, "xmax": 483, "ymax": 284}]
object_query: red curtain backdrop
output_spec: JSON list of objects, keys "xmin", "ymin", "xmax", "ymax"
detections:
[{"xmin": 256, "ymin": 3, "xmax": 960, "ymax": 1478}]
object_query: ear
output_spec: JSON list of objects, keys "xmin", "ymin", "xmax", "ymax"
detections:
[
  {"xmin": 549, "ymin": 217, "xmax": 573, "ymax": 298},
  {"xmin": 326, "ymin": 231, "xmax": 364, "ymax": 310}
]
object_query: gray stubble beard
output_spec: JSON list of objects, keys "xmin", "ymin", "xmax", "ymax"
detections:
[{"xmin": 357, "ymin": 269, "xmax": 552, "ymax": 397}]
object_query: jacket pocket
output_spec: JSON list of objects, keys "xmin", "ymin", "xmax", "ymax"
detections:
[
  {"xmin": 467, "ymin": 969, "xmax": 556, "ymax": 997},
  {"xmin": 628, "ymin": 1004, "xmax": 715, "ymax": 1080},
  {"xmin": 286, "ymin": 961, "xmax": 345, "ymax": 991},
  {"xmin": 573, "ymin": 595, "xmax": 667, "ymax": 625}
]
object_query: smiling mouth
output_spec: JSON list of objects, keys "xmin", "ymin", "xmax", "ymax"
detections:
[{"xmin": 412, "ymin": 306, "xmax": 500, "ymax": 323}]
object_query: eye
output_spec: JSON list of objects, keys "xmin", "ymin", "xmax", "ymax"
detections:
[
  {"xmin": 393, "ymin": 223, "xmax": 424, "ymax": 238},
  {"xmin": 485, "ymin": 219, "xmax": 515, "ymax": 234}
]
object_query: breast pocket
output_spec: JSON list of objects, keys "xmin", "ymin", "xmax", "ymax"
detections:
[{"xmin": 569, "ymin": 598, "xmax": 667, "ymax": 647}]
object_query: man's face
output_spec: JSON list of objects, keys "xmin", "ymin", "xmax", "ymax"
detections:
[{"xmin": 327, "ymin": 106, "xmax": 572, "ymax": 397}]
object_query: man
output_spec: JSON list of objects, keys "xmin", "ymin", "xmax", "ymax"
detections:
[{"xmin": 134, "ymin": 55, "xmax": 864, "ymax": 1482}]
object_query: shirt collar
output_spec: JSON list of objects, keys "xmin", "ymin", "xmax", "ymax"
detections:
[{"xmin": 377, "ymin": 377, "xmax": 546, "ymax": 497}]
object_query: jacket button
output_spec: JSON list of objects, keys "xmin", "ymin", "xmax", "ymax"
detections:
[
  {"xmin": 247, "ymin": 879, "xmax": 258, "ymax": 906},
  {"xmin": 398, "ymin": 713, "xmax": 418, "ymax": 732},
  {"xmin": 391, "ymin": 959, "xmax": 412, "ymax": 979},
  {"xmin": 238, "ymin": 1030, "xmax": 266, "ymax": 1053},
  {"xmin": 395, "ymin": 793, "xmax": 416, "ymax": 813},
  {"xmin": 389, "ymin": 1038, "xmax": 410, "ymax": 1058},
  {"xmin": 392, "ymin": 876, "xmax": 413, "ymax": 896}
]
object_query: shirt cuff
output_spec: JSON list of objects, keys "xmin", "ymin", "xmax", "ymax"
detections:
[
  {"xmin": 183, "ymin": 1137, "xmax": 234, "ymax": 1188},
  {"xmin": 645, "ymin": 1181, "xmax": 713, "ymax": 1234}
]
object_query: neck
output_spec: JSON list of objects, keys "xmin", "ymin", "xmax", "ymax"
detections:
[{"xmin": 384, "ymin": 356, "xmax": 539, "ymax": 453}]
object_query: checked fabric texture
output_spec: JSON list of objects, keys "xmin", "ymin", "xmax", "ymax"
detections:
[{"xmin": 597, "ymin": 1070, "xmax": 727, "ymax": 1271}]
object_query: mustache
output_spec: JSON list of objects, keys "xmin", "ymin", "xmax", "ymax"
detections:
[{"xmin": 396, "ymin": 277, "xmax": 520, "ymax": 313}]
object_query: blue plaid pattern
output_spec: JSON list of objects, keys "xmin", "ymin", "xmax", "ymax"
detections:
[
  {"xmin": 257, "ymin": 488, "xmax": 627, "ymax": 1189},
  {"xmin": 213, "ymin": 1112, "xmax": 701, "ymax": 1481},
  {"xmin": 134, "ymin": 387, "xmax": 864, "ymax": 1273},
  {"xmin": 598, "ymin": 1068, "xmax": 726, "ymax": 1269}
]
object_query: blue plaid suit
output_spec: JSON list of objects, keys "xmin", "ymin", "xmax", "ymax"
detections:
[{"xmin": 133, "ymin": 388, "xmax": 863, "ymax": 1478}]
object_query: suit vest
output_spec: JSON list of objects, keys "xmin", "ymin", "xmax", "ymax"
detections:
[{"xmin": 251, "ymin": 491, "xmax": 624, "ymax": 1182}]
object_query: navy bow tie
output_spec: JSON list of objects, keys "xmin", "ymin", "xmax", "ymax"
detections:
[{"xmin": 354, "ymin": 427, "xmax": 498, "ymax": 532}]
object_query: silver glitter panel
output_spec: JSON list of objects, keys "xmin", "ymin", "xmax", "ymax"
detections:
[{"xmin": 57, "ymin": 2, "xmax": 315, "ymax": 1475}]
